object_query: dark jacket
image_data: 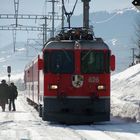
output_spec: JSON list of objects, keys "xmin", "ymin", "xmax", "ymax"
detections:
[
  {"xmin": 0, "ymin": 83, "xmax": 10, "ymax": 102},
  {"xmin": 9, "ymin": 84, "xmax": 18, "ymax": 100}
]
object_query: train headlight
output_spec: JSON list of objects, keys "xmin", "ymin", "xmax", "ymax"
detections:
[
  {"xmin": 97, "ymin": 85, "xmax": 106, "ymax": 90},
  {"xmin": 49, "ymin": 85, "xmax": 58, "ymax": 90}
]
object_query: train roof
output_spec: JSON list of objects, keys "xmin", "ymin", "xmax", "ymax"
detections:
[{"xmin": 43, "ymin": 39, "xmax": 109, "ymax": 50}]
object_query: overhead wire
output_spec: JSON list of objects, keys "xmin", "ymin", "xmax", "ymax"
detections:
[{"xmin": 62, "ymin": 0, "xmax": 78, "ymax": 28}]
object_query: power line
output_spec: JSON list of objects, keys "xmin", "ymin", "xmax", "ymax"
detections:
[
  {"xmin": 0, "ymin": 25, "xmax": 45, "ymax": 31},
  {"xmin": 62, "ymin": 0, "xmax": 78, "ymax": 28},
  {"xmin": 0, "ymin": 14, "xmax": 61, "ymax": 20}
]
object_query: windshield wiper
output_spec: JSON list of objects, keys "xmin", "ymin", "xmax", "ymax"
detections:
[
  {"xmin": 82, "ymin": 49, "xmax": 93, "ymax": 61},
  {"xmin": 62, "ymin": 50, "xmax": 72, "ymax": 62}
]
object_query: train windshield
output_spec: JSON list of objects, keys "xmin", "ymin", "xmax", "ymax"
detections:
[
  {"xmin": 81, "ymin": 50, "xmax": 110, "ymax": 73},
  {"xmin": 44, "ymin": 50, "xmax": 74, "ymax": 74}
]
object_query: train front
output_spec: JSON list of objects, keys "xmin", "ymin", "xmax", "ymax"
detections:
[{"xmin": 40, "ymin": 31, "xmax": 115, "ymax": 124}]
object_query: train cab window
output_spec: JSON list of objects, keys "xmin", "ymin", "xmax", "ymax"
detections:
[
  {"xmin": 81, "ymin": 50, "xmax": 109, "ymax": 73},
  {"xmin": 44, "ymin": 50, "xmax": 74, "ymax": 74},
  {"xmin": 43, "ymin": 51, "xmax": 50, "ymax": 73}
]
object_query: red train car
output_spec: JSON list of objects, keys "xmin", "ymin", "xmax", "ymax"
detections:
[{"xmin": 24, "ymin": 28, "xmax": 115, "ymax": 124}]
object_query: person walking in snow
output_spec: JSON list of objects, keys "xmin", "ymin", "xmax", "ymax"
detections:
[
  {"xmin": 0, "ymin": 80, "xmax": 10, "ymax": 112},
  {"xmin": 9, "ymin": 82, "xmax": 18, "ymax": 111}
]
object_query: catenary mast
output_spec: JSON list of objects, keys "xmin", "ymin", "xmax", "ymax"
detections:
[{"xmin": 81, "ymin": 0, "xmax": 91, "ymax": 29}]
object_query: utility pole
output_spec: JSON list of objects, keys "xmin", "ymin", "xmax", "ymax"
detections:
[
  {"xmin": 42, "ymin": 23, "xmax": 47, "ymax": 45},
  {"xmin": 131, "ymin": 48, "xmax": 136, "ymax": 66},
  {"xmin": 132, "ymin": 1, "xmax": 140, "ymax": 64},
  {"xmin": 13, "ymin": 0, "xmax": 19, "ymax": 52},
  {"xmin": 48, "ymin": 0, "xmax": 59, "ymax": 37},
  {"xmin": 52, "ymin": 0, "xmax": 55, "ymax": 37},
  {"xmin": 61, "ymin": 1, "xmax": 65, "ymax": 30},
  {"xmin": 44, "ymin": 17, "xmax": 48, "ymax": 42},
  {"xmin": 81, "ymin": 0, "xmax": 91, "ymax": 29},
  {"xmin": 12, "ymin": 29, "xmax": 17, "ymax": 52},
  {"xmin": 14, "ymin": 0, "xmax": 19, "ymax": 27}
]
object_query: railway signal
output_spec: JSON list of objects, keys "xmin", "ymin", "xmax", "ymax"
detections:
[
  {"xmin": 132, "ymin": 0, "xmax": 140, "ymax": 11},
  {"xmin": 7, "ymin": 66, "xmax": 11, "ymax": 83}
]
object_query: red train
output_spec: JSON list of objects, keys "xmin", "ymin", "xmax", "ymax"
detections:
[{"xmin": 24, "ymin": 28, "xmax": 115, "ymax": 124}]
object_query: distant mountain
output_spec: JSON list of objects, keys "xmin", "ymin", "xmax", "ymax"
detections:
[{"xmin": 0, "ymin": 8, "xmax": 139, "ymax": 77}]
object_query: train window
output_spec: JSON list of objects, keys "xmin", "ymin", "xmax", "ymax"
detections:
[
  {"xmin": 51, "ymin": 52, "xmax": 63, "ymax": 73},
  {"xmin": 44, "ymin": 50, "xmax": 74, "ymax": 74},
  {"xmin": 81, "ymin": 50, "xmax": 109, "ymax": 73},
  {"xmin": 43, "ymin": 51, "xmax": 50, "ymax": 73}
]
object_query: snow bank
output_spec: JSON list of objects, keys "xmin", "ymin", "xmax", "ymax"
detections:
[{"xmin": 111, "ymin": 64, "xmax": 140, "ymax": 122}]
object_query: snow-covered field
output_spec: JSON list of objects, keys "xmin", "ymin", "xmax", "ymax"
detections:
[
  {"xmin": 111, "ymin": 64, "xmax": 140, "ymax": 122},
  {"xmin": 0, "ymin": 64, "xmax": 140, "ymax": 139}
]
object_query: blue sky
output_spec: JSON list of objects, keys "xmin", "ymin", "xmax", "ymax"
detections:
[
  {"xmin": 93, "ymin": 0, "xmax": 132, "ymax": 12},
  {"xmin": 72, "ymin": 0, "xmax": 132, "ymax": 14}
]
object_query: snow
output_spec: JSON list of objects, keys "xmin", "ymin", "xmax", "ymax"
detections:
[
  {"xmin": 16, "ymin": 48, "xmax": 26, "ymax": 52},
  {"xmin": 0, "ymin": 94, "xmax": 88, "ymax": 139},
  {"xmin": 111, "ymin": 39, "xmax": 118, "ymax": 46},
  {"xmin": 111, "ymin": 64, "xmax": 140, "ymax": 122},
  {"xmin": 0, "ymin": 57, "xmax": 6, "ymax": 63}
]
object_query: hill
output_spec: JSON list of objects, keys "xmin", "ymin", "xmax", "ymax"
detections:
[{"xmin": 111, "ymin": 63, "xmax": 140, "ymax": 122}]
